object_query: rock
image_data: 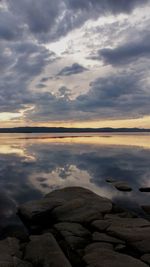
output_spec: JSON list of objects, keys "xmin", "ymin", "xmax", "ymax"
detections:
[
  {"xmin": 91, "ymin": 220, "xmax": 111, "ymax": 231},
  {"xmin": 54, "ymin": 222, "xmax": 91, "ymax": 249},
  {"xmin": 92, "ymin": 232, "xmax": 125, "ymax": 244},
  {"xmin": 113, "ymin": 181, "xmax": 132, "ymax": 192},
  {"xmin": 115, "ymin": 244, "xmax": 126, "ymax": 252},
  {"xmin": 104, "ymin": 212, "xmax": 136, "ymax": 219},
  {"xmin": 141, "ymin": 254, "xmax": 150, "ymax": 265},
  {"xmin": 141, "ymin": 206, "xmax": 150, "ymax": 215},
  {"xmin": 108, "ymin": 226, "xmax": 150, "ymax": 242},
  {"xmin": 83, "ymin": 249, "xmax": 148, "ymax": 267},
  {"xmin": 0, "ymin": 225, "xmax": 29, "ymax": 242},
  {"xmin": 0, "ymin": 238, "xmax": 22, "ymax": 267},
  {"xmin": 24, "ymin": 233, "xmax": 72, "ymax": 267},
  {"xmin": 0, "ymin": 237, "xmax": 22, "ymax": 259},
  {"xmin": 131, "ymin": 240, "xmax": 150, "ymax": 254},
  {"xmin": 13, "ymin": 257, "xmax": 32, "ymax": 267},
  {"xmin": 84, "ymin": 242, "xmax": 113, "ymax": 254},
  {"xmin": 139, "ymin": 187, "xmax": 150, "ymax": 192},
  {"xmin": 49, "ymin": 187, "xmax": 112, "ymax": 223},
  {"xmin": 19, "ymin": 187, "xmax": 112, "ymax": 226},
  {"xmin": 18, "ymin": 199, "xmax": 62, "ymax": 224},
  {"xmin": 106, "ymin": 217, "xmax": 150, "ymax": 229},
  {"xmin": 106, "ymin": 178, "xmax": 117, "ymax": 183}
]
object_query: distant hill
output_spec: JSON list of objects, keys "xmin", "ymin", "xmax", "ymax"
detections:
[{"xmin": 0, "ymin": 127, "xmax": 150, "ymax": 133}]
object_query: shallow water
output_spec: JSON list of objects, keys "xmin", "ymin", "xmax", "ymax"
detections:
[{"xmin": 0, "ymin": 133, "xmax": 150, "ymax": 235}]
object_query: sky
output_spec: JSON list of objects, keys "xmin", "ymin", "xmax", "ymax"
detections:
[{"xmin": 0, "ymin": 0, "xmax": 150, "ymax": 128}]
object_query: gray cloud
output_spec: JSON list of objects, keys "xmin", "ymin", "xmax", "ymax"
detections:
[
  {"xmin": 0, "ymin": 41, "xmax": 58, "ymax": 112},
  {"xmin": 4, "ymin": 0, "xmax": 148, "ymax": 42},
  {"xmin": 25, "ymin": 68, "xmax": 150, "ymax": 123},
  {"xmin": 57, "ymin": 63, "xmax": 88, "ymax": 76},
  {"xmin": 99, "ymin": 34, "xmax": 150, "ymax": 65},
  {"xmin": 0, "ymin": 0, "xmax": 150, "ymax": 123}
]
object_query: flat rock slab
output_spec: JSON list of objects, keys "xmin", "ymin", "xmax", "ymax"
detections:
[
  {"xmin": 47, "ymin": 187, "xmax": 112, "ymax": 223},
  {"xmin": 83, "ymin": 249, "xmax": 148, "ymax": 267},
  {"xmin": 85, "ymin": 242, "xmax": 113, "ymax": 254},
  {"xmin": 106, "ymin": 217, "xmax": 150, "ymax": 228},
  {"xmin": 24, "ymin": 233, "xmax": 72, "ymax": 267},
  {"xmin": 92, "ymin": 232, "xmax": 125, "ymax": 244},
  {"xmin": 54, "ymin": 222, "xmax": 91, "ymax": 249},
  {"xmin": 108, "ymin": 226, "xmax": 150, "ymax": 242},
  {"xmin": 91, "ymin": 220, "xmax": 111, "ymax": 231},
  {"xmin": 112, "ymin": 181, "xmax": 132, "ymax": 192},
  {"xmin": 19, "ymin": 187, "xmax": 112, "ymax": 225},
  {"xmin": 18, "ymin": 199, "xmax": 62, "ymax": 223}
]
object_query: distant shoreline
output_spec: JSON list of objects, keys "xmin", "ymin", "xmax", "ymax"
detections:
[{"xmin": 0, "ymin": 127, "xmax": 150, "ymax": 133}]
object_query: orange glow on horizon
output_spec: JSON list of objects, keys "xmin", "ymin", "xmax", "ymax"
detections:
[{"xmin": 0, "ymin": 114, "xmax": 150, "ymax": 129}]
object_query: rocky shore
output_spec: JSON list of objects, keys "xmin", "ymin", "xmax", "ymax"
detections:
[{"xmin": 0, "ymin": 186, "xmax": 150, "ymax": 267}]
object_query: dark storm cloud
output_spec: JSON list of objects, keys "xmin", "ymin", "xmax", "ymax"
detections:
[
  {"xmin": 4, "ymin": 0, "xmax": 148, "ymax": 42},
  {"xmin": 0, "ymin": 0, "xmax": 150, "ymax": 122},
  {"xmin": 99, "ymin": 34, "xmax": 150, "ymax": 65},
  {"xmin": 0, "ymin": 10, "xmax": 22, "ymax": 40},
  {"xmin": 67, "ymin": 0, "xmax": 148, "ymax": 13},
  {"xmin": 57, "ymin": 63, "xmax": 88, "ymax": 76},
  {"xmin": 26, "ymin": 69, "xmax": 150, "ymax": 122},
  {"xmin": 74, "ymin": 71, "xmax": 150, "ymax": 118},
  {"xmin": 0, "ymin": 41, "xmax": 58, "ymax": 112}
]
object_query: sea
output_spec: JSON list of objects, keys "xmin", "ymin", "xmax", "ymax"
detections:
[{"xmin": 0, "ymin": 132, "xmax": 150, "ymax": 236}]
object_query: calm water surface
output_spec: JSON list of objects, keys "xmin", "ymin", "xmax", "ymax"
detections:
[{"xmin": 0, "ymin": 133, "xmax": 150, "ymax": 235}]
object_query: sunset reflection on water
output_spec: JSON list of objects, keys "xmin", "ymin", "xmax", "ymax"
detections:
[{"xmin": 0, "ymin": 133, "xmax": 150, "ymax": 234}]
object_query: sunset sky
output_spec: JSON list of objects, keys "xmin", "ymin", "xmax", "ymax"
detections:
[{"xmin": 0, "ymin": 0, "xmax": 150, "ymax": 128}]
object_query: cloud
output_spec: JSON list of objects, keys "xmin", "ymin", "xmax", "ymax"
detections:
[
  {"xmin": 25, "ymin": 68, "xmax": 150, "ymax": 123},
  {"xmin": 4, "ymin": 0, "xmax": 148, "ymax": 42},
  {"xmin": 99, "ymin": 34, "xmax": 150, "ymax": 65},
  {"xmin": 0, "ymin": 41, "xmax": 58, "ymax": 113},
  {"xmin": 0, "ymin": 0, "xmax": 150, "ymax": 124},
  {"xmin": 57, "ymin": 63, "xmax": 88, "ymax": 76},
  {"xmin": 74, "ymin": 71, "xmax": 150, "ymax": 119}
]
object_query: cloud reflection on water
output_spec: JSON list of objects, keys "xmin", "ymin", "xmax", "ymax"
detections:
[{"xmin": 0, "ymin": 133, "xmax": 150, "ymax": 232}]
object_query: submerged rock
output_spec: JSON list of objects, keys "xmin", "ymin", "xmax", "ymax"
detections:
[
  {"xmin": 139, "ymin": 187, "xmax": 150, "ymax": 192},
  {"xmin": 106, "ymin": 178, "xmax": 117, "ymax": 183},
  {"xmin": 112, "ymin": 181, "xmax": 132, "ymax": 192}
]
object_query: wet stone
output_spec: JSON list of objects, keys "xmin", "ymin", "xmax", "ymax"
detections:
[
  {"xmin": 108, "ymin": 226, "xmax": 150, "ymax": 242},
  {"xmin": 141, "ymin": 254, "xmax": 150, "ymax": 265},
  {"xmin": 112, "ymin": 181, "xmax": 132, "ymax": 192},
  {"xmin": 24, "ymin": 233, "xmax": 72, "ymax": 267},
  {"xmin": 54, "ymin": 222, "xmax": 91, "ymax": 249},
  {"xmin": 92, "ymin": 232, "xmax": 125, "ymax": 244},
  {"xmin": 84, "ymin": 242, "xmax": 114, "ymax": 255},
  {"xmin": 142, "ymin": 205, "xmax": 150, "ymax": 215},
  {"xmin": 91, "ymin": 220, "xmax": 111, "ymax": 231},
  {"xmin": 83, "ymin": 248, "xmax": 148, "ymax": 267},
  {"xmin": 131, "ymin": 240, "xmax": 150, "ymax": 254}
]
